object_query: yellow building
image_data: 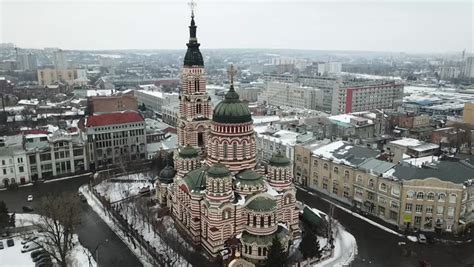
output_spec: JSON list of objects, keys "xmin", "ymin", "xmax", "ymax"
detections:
[
  {"xmin": 464, "ymin": 103, "xmax": 474, "ymax": 124},
  {"xmin": 295, "ymin": 140, "xmax": 474, "ymax": 234},
  {"xmin": 37, "ymin": 68, "xmax": 78, "ymax": 86}
]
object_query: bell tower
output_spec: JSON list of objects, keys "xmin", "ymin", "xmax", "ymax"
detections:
[{"xmin": 177, "ymin": 1, "xmax": 212, "ymax": 151}]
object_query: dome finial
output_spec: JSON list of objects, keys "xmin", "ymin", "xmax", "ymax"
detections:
[
  {"xmin": 227, "ymin": 64, "xmax": 237, "ymax": 88},
  {"xmin": 188, "ymin": 0, "xmax": 196, "ymax": 19}
]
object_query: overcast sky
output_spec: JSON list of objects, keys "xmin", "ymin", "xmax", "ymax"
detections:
[{"xmin": 1, "ymin": 0, "xmax": 472, "ymax": 53}]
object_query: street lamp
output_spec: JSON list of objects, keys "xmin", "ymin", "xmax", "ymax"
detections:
[{"xmin": 93, "ymin": 239, "xmax": 108, "ymax": 267}]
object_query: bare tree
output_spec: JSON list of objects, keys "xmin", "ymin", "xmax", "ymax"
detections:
[{"xmin": 33, "ymin": 192, "xmax": 82, "ymax": 267}]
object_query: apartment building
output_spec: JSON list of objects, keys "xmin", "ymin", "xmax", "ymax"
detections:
[
  {"xmin": 295, "ymin": 140, "xmax": 474, "ymax": 234},
  {"xmin": 25, "ymin": 130, "xmax": 88, "ymax": 180},
  {"xmin": 261, "ymin": 82, "xmax": 323, "ymax": 110},
  {"xmin": 134, "ymin": 90, "xmax": 179, "ymax": 115},
  {"xmin": 37, "ymin": 68, "xmax": 87, "ymax": 86},
  {"xmin": 87, "ymin": 91, "xmax": 138, "ymax": 114},
  {"xmin": 84, "ymin": 111, "xmax": 146, "ymax": 170}
]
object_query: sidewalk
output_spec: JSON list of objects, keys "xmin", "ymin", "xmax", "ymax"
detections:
[{"xmin": 296, "ymin": 184, "xmax": 473, "ymax": 245}]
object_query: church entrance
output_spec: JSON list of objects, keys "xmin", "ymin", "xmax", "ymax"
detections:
[{"xmin": 198, "ymin": 132, "xmax": 204, "ymax": 147}]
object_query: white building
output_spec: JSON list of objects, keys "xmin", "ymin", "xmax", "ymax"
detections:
[
  {"xmin": 261, "ymin": 82, "xmax": 323, "ymax": 110},
  {"xmin": 16, "ymin": 53, "xmax": 38, "ymax": 71},
  {"xmin": 317, "ymin": 62, "xmax": 342, "ymax": 76},
  {"xmin": 25, "ymin": 130, "xmax": 88, "ymax": 180},
  {"xmin": 135, "ymin": 90, "xmax": 179, "ymax": 114},
  {"xmin": 463, "ymin": 57, "xmax": 474, "ymax": 79},
  {"xmin": 0, "ymin": 136, "xmax": 29, "ymax": 187},
  {"xmin": 53, "ymin": 49, "xmax": 68, "ymax": 70}
]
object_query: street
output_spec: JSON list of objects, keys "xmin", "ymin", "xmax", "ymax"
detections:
[
  {"xmin": 0, "ymin": 176, "xmax": 142, "ymax": 267},
  {"xmin": 297, "ymin": 189, "xmax": 474, "ymax": 267}
]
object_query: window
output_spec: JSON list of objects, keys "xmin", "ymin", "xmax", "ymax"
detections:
[
  {"xmin": 313, "ymin": 159, "xmax": 318, "ymax": 167},
  {"xmin": 378, "ymin": 196, "xmax": 387, "ymax": 205},
  {"xmin": 368, "ymin": 179, "xmax": 374, "ymax": 188},
  {"xmin": 17, "ymin": 157, "xmax": 23, "ymax": 163},
  {"xmin": 405, "ymin": 203, "xmax": 413, "ymax": 212},
  {"xmin": 379, "ymin": 183, "xmax": 387, "ymax": 192},
  {"xmin": 368, "ymin": 192, "xmax": 375, "ymax": 201},
  {"xmin": 344, "ymin": 170, "xmax": 350, "ymax": 179},
  {"xmin": 233, "ymin": 143, "xmax": 237, "ymax": 160},
  {"xmin": 437, "ymin": 206, "xmax": 444, "ymax": 215},
  {"xmin": 223, "ymin": 144, "xmax": 228, "ymax": 159},
  {"xmin": 447, "ymin": 207, "xmax": 455, "ymax": 218},
  {"xmin": 391, "ymin": 186, "xmax": 400, "ymax": 197},
  {"xmin": 379, "ymin": 206, "xmax": 386, "ymax": 216},
  {"xmin": 2, "ymin": 169, "xmax": 5, "ymax": 175},
  {"xmin": 416, "ymin": 192, "xmax": 424, "ymax": 200},
  {"xmin": 332, "ymin": 186, "xmax": 338, "ymax": 195},
  {"xmin": 406, "ymin": 191, "xmax": 414, "ymax": 199},
  {"xmin": 258, "ymin": 247, "xmax": 261, "ymax": 256},
  {"xmin": 323, "ymin": 163, "xmax": 328, "ymax": 170},
  {"xmin": 449, "ymin": 193, "xmax": 457, "ymax": 204},
  {"xmin": 414, "ymin": 216, "xmax": 422, "ymax": 225},
  {"xmin": 438, "ymin": 193, "xmax": 446, "ymax": 202},
  {"xmin": 356, "ymin": 175, "xmax": 363, "ymax": 184},
  {"xmin": 19, "ymin": 166, "xmax": 24, "ymax": 173},
  {"xmin": 390, "ymin": 201, "xmax": 399, "ymax": 209},
  {"xmin": 426, "ymin": 206, "xmax": 433, "ymax": 214},
  {"xmin": 389, "ymin": 211, "xmax": 398, "ymax": 220},
  {"xmin": 355, "ymin": 188, "xmax": 363, "ymax": 200},
  {"xmin": 415, "ymin": 204, "xmax": 423, "ymax": 213},
  {"xmin": 427, "ymin": 192, "xmax": 435, "ymax": 201},
  {"xmin": 333, "ymin": 167, "xmax": 339, "ymax": 174}
]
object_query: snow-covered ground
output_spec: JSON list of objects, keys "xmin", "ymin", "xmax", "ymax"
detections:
[
  {"xmin": 0, "ymin": 214, "xmax": 95, "ymax": 267},
  {"xmin": 95, "ymin": 173, "xmax": 153, "ymax": 203},
  {"xmin": 314, "ymin": 223, "xmax": 357, "ymax": 267},
  {"xmin": 79, "ymin": 185, "xmax": 158, "ymax": 267}
]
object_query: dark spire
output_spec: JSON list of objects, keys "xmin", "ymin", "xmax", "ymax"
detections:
[{"xmin": 184, "ymin": 0, "xmax": 203, "ymax": 66}]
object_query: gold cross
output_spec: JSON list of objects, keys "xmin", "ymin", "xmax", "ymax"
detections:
[
  {"xmin": 188, "ymin": 0, "xmax": 197, "ymax": 17},
  {"xmin": 227, "ymin": 64, "xmax": 237, "ymax": 85}
]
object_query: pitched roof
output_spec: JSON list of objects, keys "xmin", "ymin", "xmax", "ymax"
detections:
[{"xmin": 85, "ymin": 111, "xmax": 143, "ymax": 127}]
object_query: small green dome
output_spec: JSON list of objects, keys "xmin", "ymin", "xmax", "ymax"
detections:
[
  {"xmin": 158, "ymin": 165, "xmax": 175, "ymax": 183},
  {"xmin": 207, "ymin": 163, "xmax": 230, "ymax": 178},
  {"xmin": 234, "ymin": 170, "xmax": 264, "ymax": 187},
  {"xmin": 269, "ymin": 151, "xmax": 290, "ymax": 167},
  {"xmin": 183, "ymin": 167, "xmax": 207, "ymax": 193},
  {"xmin": 179, "ymin": 145, "xmax": 199, "ymax": 158},
  {"xmin": 213, "ymin": 85, "xmax": 252, "ymax": 124},
  {"xmin": 246, "ymin": 196, "xmax": 277, "ymax": 212}
]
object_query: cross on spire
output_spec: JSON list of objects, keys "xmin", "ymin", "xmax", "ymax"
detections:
[
  {"xmin": 188, "ymin": 0, "xmax": 197, "ymax": 18},
  {"xmin": 227, "ymin": 64, "xmax": 237, "ymax": 86}
]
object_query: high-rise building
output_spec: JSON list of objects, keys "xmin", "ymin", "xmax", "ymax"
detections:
[
  {"xmin": 261, "ymin": 81, "xmax": 323, "ymax": 110},
  {"xmin": 16, "ymin": 53, "xmax": 38, "ymax": 71},
  {"xmin": 53, "ymin": 49, "xmax": 68, "ymax": 70},
  {"xmin": 463, "ymin": 57, "xmax": 474, "ymax": 79}
]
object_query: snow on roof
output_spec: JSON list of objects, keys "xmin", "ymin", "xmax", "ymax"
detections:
[
  {"xmin": 256, "ymin": 129, "xmax": 300, "ymax": 146},
  {"xmin": 328, "ymin": 114, "xmax": 358, "ymax": 124},
  {"xmin": 18, "ymin": 99, "xmax": 39, "ymax": 105},
  {"xmin": 311, "ymin": 140, "xmax": 346, "ymax": 156},
  {"xmin": 389, "ymin": 138, "xmax": 423, "ymax": 147},
  {"xmin": 402, "ymin": 155, "xmax": 439, "ymax": 168},
  {"xmin": 137, "ymin": 90, "xmax": 163, "ymax": 98},
  {"xmin": 86, "ymin": 89, "xmax": 113, "ymax": 97},
  {"xmin": 266, "ymin": 183, "xmax": 281, "ymax": 196},
  {"xmin": 252, "ymin": 116, "xmax": 280, "ymax": 125}
]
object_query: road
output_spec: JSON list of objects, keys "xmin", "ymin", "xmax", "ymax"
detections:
[
  {"xmin": 297, "ymin": 188, "xmax": 474, "ymax": 267},
  {"xmin": 0, "ymin": 176, "xmax": 142, "ymax": 267}
]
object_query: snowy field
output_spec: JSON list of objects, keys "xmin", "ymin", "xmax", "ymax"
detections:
[
  {"xmin": 0, "ymin": 214, "xmax": 94, "ymax": 267},
  {"xmin": 95, "ymin": 173, "xmax": 153, "ymax": 203}
]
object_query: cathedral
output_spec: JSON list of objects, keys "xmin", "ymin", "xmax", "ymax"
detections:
[{"xmin": 155, "ymin": 8, "xmax": 300, "ymax": 264}]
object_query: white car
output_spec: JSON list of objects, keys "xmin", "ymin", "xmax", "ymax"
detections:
[
  {"xmin": 418, "ymin": 233, "xmax": 427, "ymax": 244},
  {"xmin": 27, "ymin": 195, "xmax": 33, "ymax": 202},
  {"xmin": 21, "ymin": 242, "xmax": 41, "ymax": 253}
]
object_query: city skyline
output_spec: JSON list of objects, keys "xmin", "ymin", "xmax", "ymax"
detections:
[{"xmin": 1, "ymin": 0, "xmax": 472, "ymax": 53}]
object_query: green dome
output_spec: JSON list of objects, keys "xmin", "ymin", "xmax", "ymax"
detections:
[
  {"xmin": 234, "ymin": 170, "xmax": 264, "ymax": 187},
  {"xmin": 246, "ymin": 196, "xmax": 277, "ymax": 212},
  {"xmin": 207, "ymin": 163, "xmax": 230, "ymax": 178},
  {"xmin": 179, "ymin": 145, "xmax": 199, "ymax": 158},
  {"xmin": 269, "ymin": 151, "xmax": 290, "ymax": 167},
  {"xmin": 183, "ymin": 167, "xmax": 207, "ymax": 193},
  {"xmin": 158, "ymin": 165, "xmax": 175, "ymax": 183},
  {"xmin": 213, "ymin": 85, "xmax": 252, "ymax": 124}
]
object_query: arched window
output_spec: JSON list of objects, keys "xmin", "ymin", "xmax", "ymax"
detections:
[
  {"xmin": 368, "ymin": 179, "xmax": 374, "ymax": 188},
  {"xmin": 380, "ymin": 183, "xmax": 387, "ymax": 192},
  {"xmin": 427, "ymin": 192, "xmax": 435, "ymax": 200},
  {"xmin": 253, "ymin": 215, "xmax": 256, "ymax": 226},
  {"xmin": 323, "ymin": 163, "xmax": 329, "ymax": 170},
  {"xmin": 356, "ymin": 175, "xmax": 363, "ymax": 184},
  {"xmin": 215, "ymin": 142, "xmax": 219, "ymax": 157},
  {"xmin": 344, "ymin": 170, "xmax": 350, "ymax": 179},
  {"xmin": 247, "ymin": 213, "xmax": 250, "ymax": 225},
  {"xmin": 196, "ymin": 103, "xmax": 202, "ymax": 114},
  {"xmin": 223, "ymin": 144, "xmax": 228, "ymax": 159},
  {"xmin": 279, "ymin": 169, "xmax": 282, "ymax": 180},
  {"xmin": 260, "ymin": 216, "xmax": 264, "ymax": 227},
  {"xmin": 449, "ymin": 193, "xmax": 457, "ymax": 203},
  {"xmin": 334, "ymin": 167, "xmax": 339, "ymax": 174},
  {"xmin": 222, "ymin": 209, "xmax": 231, "ymax": 220},
  {"xmin": 268, "ymin": 215, "xmax": 272, "ymax": 226},
  {"xmin": 258, "ymin": 247, "xmax": 262, "ymax": 256},
  {"xmin": 242, "ymin": 142, "xmax": 247, "ymax": 159},
  {"xmin": 194, "ymin": 79, "xmax": 199, "ymax": 92},
  {"xmin": 407, "ymin": 191, "xmax": 415, "ymax": 199},
  {"xmin": 233, "ymin": 143, "xmax": 237, "ymax": 160},
  {"xmin": 263, "ymin": 247, "xmax": 267, "ymax": 256},
  {"xmin": 438, "ymin": 193, "xmax": 446, "ymax": 202},
  {"xmin": 416, "ymin": 192, "xmax": 424, "ymax": 200}
]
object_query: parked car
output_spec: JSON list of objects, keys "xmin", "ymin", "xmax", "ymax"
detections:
[
  {"xmin": 31, "ymin": 249, "xmax": 46, "ymax": 259},
  {"xmin": 418, "ymin": 233, "xmax": 427, "ymax": 244},
  {"xmin": 22, "ymin": 243, "xmax": 41, "ymax": 253},
  {"xmin": 0, "ymin": 241, "xmax": 4, "ymax": 249},
  {"xmin": 6, "ymin": 239, "xmax": 14, "ymax": 247},
  {"xmin": 27, "ymin": 195, "xmax": 34, "ymax": 202},
  {"xmin": 22, "ymin": 236, "xmax": 38, "ymax": 245},
  {"xmin": 22, "ymin": 206, "xmax": 34, "ymax": 212}
]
